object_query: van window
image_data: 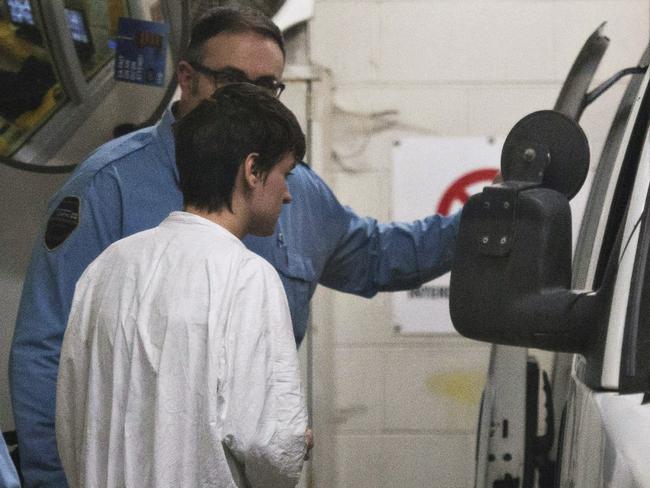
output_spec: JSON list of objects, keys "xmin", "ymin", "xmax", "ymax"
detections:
[
  {"xmin": 0, "ymin": 0, "xmax": 66, "ymax": 157},
  {"xmin": 621, "ymin": 108, "xmax": 650, "ymax": 392},
  {"xmin": 572, "ymin": 56, "xmax": 649, "ymax": 292}
]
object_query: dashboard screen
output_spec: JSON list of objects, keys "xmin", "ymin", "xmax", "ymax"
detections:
[
  {"xmin": 64, "ymin": 8, "xmax": 89, "ymax": 44},
  {"xmin": 7, "ymin": 0, "xmax": 34, "ymax": 25}
]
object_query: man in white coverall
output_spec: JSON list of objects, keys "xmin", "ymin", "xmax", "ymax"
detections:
[{"xmin": 55, "ymin": 83, "xmax": 309, "ymax": 488}]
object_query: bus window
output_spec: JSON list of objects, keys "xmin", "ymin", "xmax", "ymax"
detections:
[
  {"xmin": 64, "ymin": 0, "xmax": 128, "ymax": 80},
  {"xmin": 0, "ymin": 0, "xmax": 65, "ymax": 156}
]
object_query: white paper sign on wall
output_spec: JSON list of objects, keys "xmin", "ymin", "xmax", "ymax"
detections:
[{"xmin": 391, "ymin": 136, "xmax": 502, "ymax": 334}]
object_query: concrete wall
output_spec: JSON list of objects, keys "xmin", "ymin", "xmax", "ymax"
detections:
[{"xmin": 308, "ymin": 1, "xmax": 649, "ymax": 487}]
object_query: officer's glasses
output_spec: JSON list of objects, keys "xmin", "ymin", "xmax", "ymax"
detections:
[{"xmin": 190, "ymin": 63, "xmax": 285, "ymax": 98}]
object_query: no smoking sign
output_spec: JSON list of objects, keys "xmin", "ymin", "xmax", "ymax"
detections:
[
  {"xmin": 437, "ymin": 168, "xmax": 499, "ymax": 216},
  {"xmin": 392, "ymin": 136, "xmax": 502, "ymax": 334}
]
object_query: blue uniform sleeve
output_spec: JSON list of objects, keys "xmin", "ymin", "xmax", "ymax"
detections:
[
  {"xmin": 9, "ymin": 168, "xmax": 123, "ymax": 488},
  {"xmin": 309, "ymin": 169, "xmax": 461, "ymax": 298},
  {"xmin": 0, "ymin": 437, "xmax": 20, "ymax": 488}
]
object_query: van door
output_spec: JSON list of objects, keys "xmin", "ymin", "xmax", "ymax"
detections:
[
  {"xmin": 558, "ymin": 50, "xmax": 650, "ymax": 487},
  {"xmin": 464, "ymin": 32, "xmax": 650, "ymax": 488},
  {"xmin": 474, "ymin": 24, "xmax": 609, "ymax": 488}
]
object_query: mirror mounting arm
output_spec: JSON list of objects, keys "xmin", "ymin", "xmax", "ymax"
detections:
[{"xmin": 585, "ymin": 65, "xmax": 648, "ymax": 107}]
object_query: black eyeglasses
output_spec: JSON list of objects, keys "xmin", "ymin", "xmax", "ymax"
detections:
[{"xmin": 190, "ymin": 63, "xmax": 285, "ymax": 98}]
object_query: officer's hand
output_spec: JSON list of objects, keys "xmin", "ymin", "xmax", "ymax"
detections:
[{"xmin": 304, "ymin": 428, "xmax": 314, "ymax": 460}]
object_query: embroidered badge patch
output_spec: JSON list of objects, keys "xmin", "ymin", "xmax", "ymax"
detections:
[{"xmin": 45, "ymin": 197, "xmax": 80, "ymax": 250}]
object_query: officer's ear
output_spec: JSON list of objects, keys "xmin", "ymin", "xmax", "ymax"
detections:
[
  {"xmin": 243, "ymin": 153, "xmax": 261, "ymax": 188},
  {"xmin": 177, "ymin": 61, "xmax": 195, "ymax": 95}
]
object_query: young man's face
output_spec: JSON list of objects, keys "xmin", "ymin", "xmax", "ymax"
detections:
[
  {"xmin": 248, "ymin": 153, "xmax": 295, "ymax": 236},
  {"xmin": 179, "ymin": 31, "xmax": 285, "ymax": 117}
]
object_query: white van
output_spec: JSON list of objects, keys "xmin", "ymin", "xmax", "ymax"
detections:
[{"xmin": 449, "ymin": 25, "xmax": 650, "ymax": 488}]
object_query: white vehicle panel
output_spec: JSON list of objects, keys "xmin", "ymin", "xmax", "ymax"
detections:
[
  {"xmin": 596, "ymin": 392, "xmax": 650, "ymax": 487},
  {"xmin": 563, "ymin": 367, "xmax": 650, "ymax": 488}
]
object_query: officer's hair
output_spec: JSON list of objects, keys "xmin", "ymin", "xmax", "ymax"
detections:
[
  {"xmin": 173, "ymin": 83, "xmax": 305, "ymax": 213},
  {"xmin": 182, "ymin": 7, "xmax": 285, "ymax": 65}
]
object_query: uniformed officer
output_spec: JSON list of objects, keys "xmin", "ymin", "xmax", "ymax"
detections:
[{"xmin": 10, "ymin": 7, "xmax": 459, "ymax": 487}]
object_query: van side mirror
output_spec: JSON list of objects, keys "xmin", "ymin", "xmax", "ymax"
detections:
[{"xmin": 449, "ymin": 110, "xmax": 596, "ymax": 352}]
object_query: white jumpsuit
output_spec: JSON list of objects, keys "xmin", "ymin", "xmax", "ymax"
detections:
[{"xmin": 56, "ymin": 211, "xmax": 307, "ymax": 488}]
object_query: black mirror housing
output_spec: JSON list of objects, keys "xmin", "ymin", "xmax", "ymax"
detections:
[{"xmin": 450, "ymin": 184, "xmax": 591, "ymax": 352}]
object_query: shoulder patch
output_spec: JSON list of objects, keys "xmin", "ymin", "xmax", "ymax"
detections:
[{"xmin": 45, "ymin": 197, "xmax": 80, "ymax": 250}]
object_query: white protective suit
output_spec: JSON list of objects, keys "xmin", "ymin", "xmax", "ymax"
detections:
[{"xmin": 56, "ymin": 211, "xmax": 307, "ymax": 488}]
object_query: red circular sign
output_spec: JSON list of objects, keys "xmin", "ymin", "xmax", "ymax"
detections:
[{"xmin": 436, "ymin": 168, "xmax": 498, "ymax": 216}]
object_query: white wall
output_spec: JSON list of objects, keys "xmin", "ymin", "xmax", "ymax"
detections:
[{"xmin": 308, "ymin": 1, "xmax": 649, "ymax": 487}]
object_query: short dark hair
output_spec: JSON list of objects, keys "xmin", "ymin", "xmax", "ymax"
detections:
[
  {"xmin": 174, "ymin": 83, "xmax": 305, "ymax": 213},
  {"xmin": 182, "ymin": 7, "xmax": 285, "ymax": 65}
]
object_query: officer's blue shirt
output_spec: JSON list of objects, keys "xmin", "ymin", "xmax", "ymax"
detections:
[
  {"xmin": 0, "ymin": 438, "xmax": 19, "ymax": 488},
  {"xmin": 10, "ymin": 107, "xmax": 460, "ymax": 487}
]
